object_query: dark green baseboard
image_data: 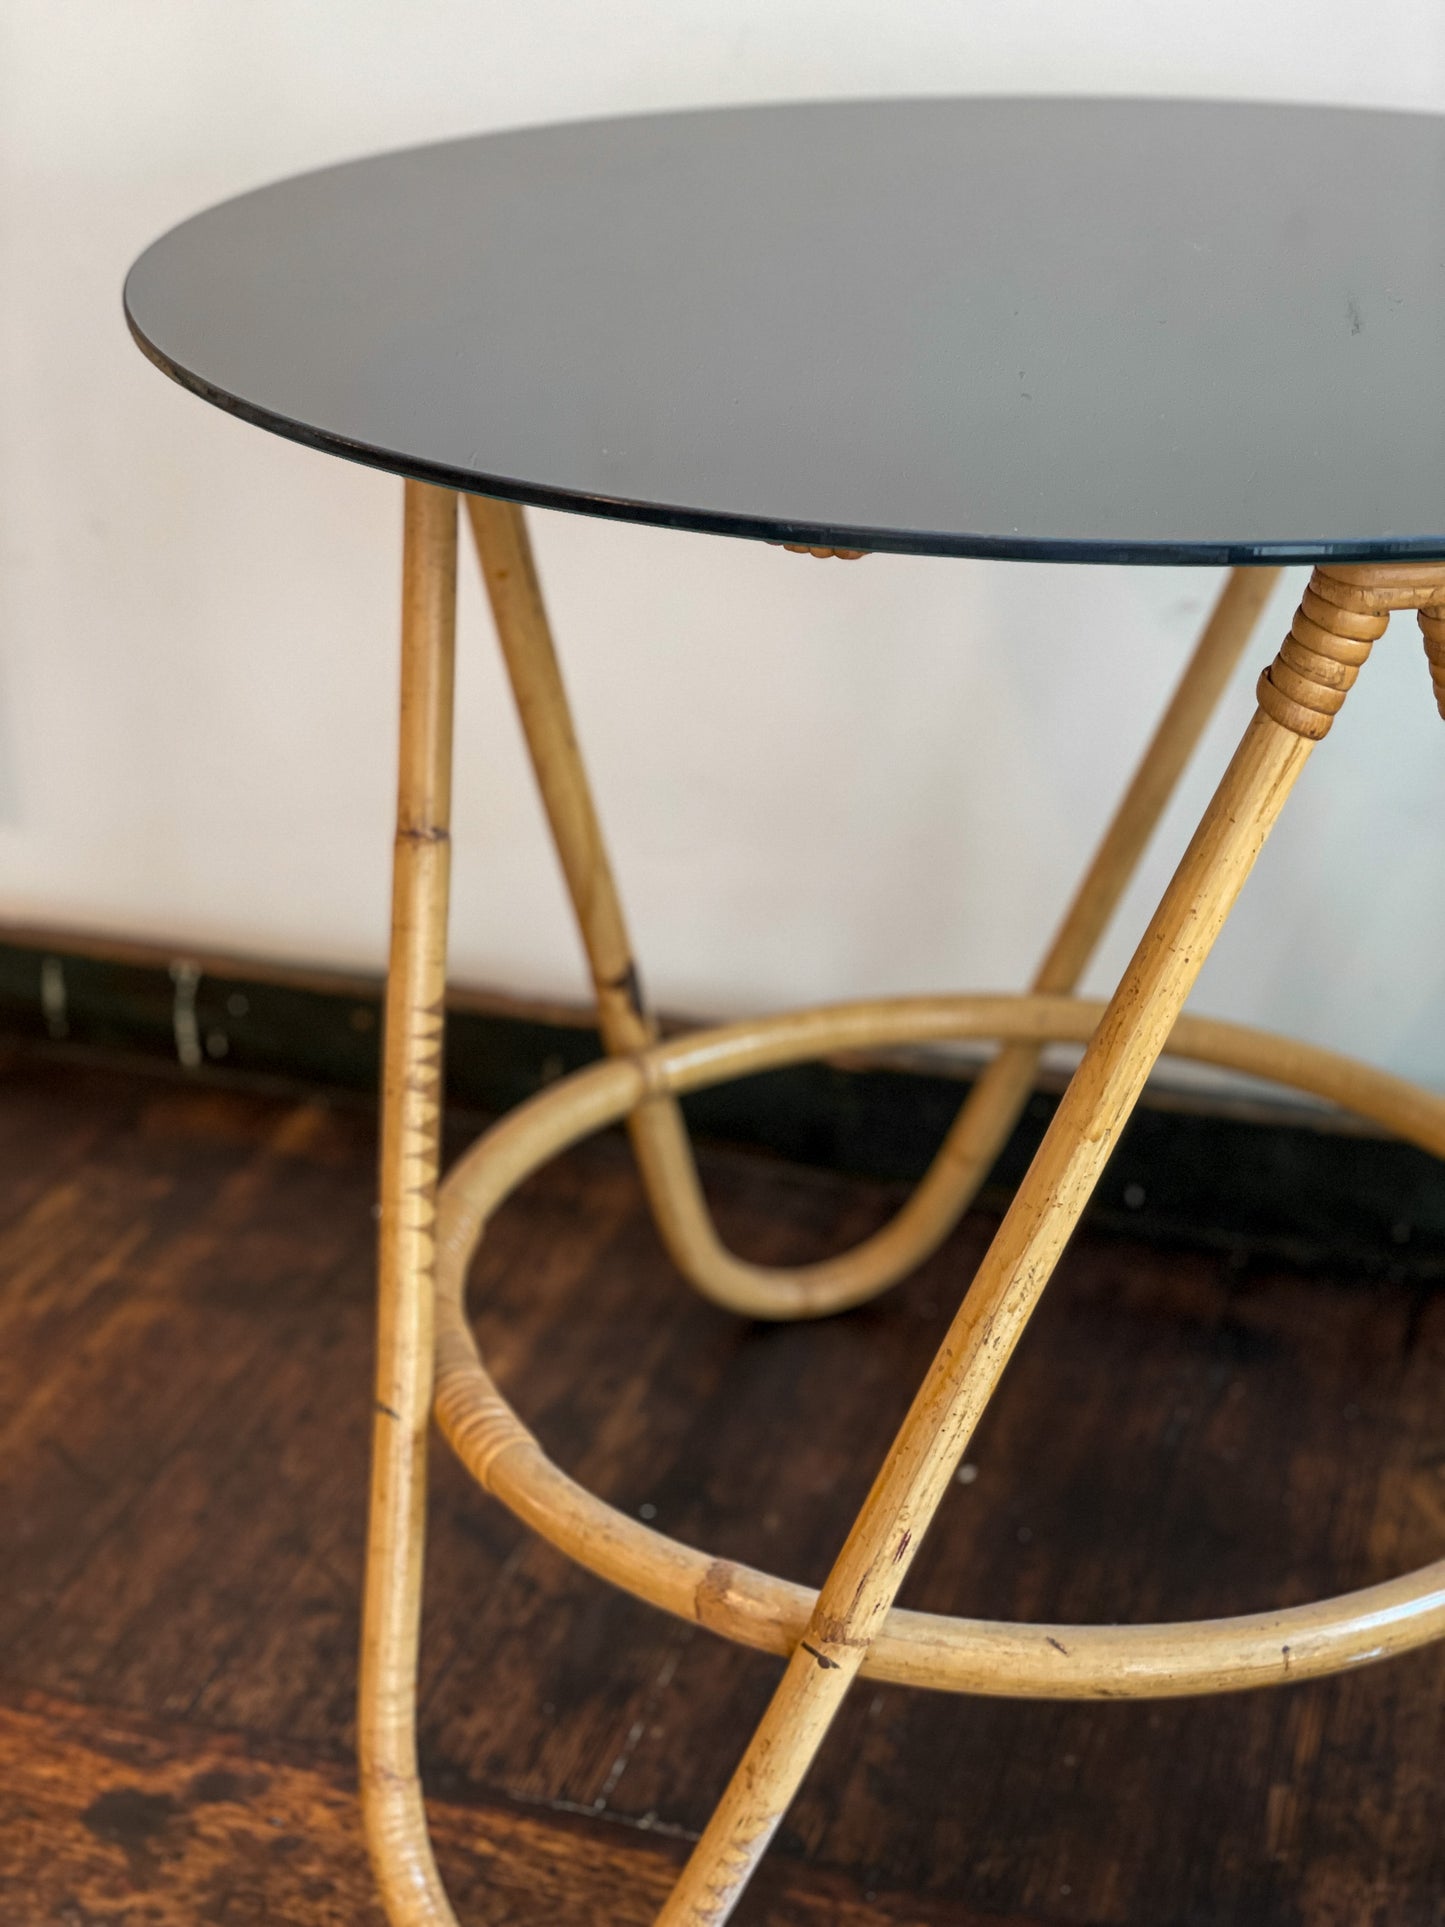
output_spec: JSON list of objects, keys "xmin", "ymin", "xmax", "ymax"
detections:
[{"xmin": 1, "ymin": 931, "xmax": 1442, "ymax": 1285}]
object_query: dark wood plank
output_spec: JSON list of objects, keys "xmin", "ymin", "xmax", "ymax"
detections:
[
  {"xmin": 0, "ymin": 1688, "xmax": 1044, "ymax": 1925},
  {"xmin": 0, "ymin": 1052, "xmax": 1441, "ymax": 1924}
]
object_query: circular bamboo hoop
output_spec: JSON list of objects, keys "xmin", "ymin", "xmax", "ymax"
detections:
[{"xmin": 434, "ymin": 992, "xmax": 1445, "ymax": 1701}]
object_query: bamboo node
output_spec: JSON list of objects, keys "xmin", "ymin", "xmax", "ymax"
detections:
[{"xmin": 596, "ymin": 958, "xmax": 647, "ymax": 1023}]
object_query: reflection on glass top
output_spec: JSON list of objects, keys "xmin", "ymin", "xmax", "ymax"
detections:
[{"xmin": 126, "ymin": 98, "xmax": 1445, "ymax": 564}]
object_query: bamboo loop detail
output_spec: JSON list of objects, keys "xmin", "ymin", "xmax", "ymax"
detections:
[
  {"xmin": 467, "ymin": 490, "xmax": 1278, "ymax": 1319},
  {"xmin": 1256, "ymin": 569, "xmax": 1386, "ymax": 740},
  {"xmin": 1418, "ymin": 607, "xmax": 1445, "ymax": 720}
]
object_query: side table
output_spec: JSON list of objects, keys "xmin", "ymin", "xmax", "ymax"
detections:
[{"xmin": 126, "ymin": 98, "xmax": 1445, "ymax": 1925}]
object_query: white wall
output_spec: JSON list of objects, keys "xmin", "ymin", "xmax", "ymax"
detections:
[{"xmin": 4, "ymin": 2, "xmax": 1445, "ymax": 1086}]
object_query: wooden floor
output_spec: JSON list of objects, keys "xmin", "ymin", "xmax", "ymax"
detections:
[{"xmin": 0, "ymin": 1048, "xmax": 1440, "ymax": 1925}]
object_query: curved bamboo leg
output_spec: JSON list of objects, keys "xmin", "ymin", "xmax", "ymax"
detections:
[
  {"xmin": 359, "ymin": 481, "xmax": 462, "ymax": 1927},
  {"xmin": 890, "ymin": 564, "xmax": 1278, "ymax": 1258},
  {"xmin": 655, "ymin": 580, "xmax": 1385, "ymax": 1924},
  {"xmin": 467, "ymin": 494, "xmax": 1277, "ymax": 1319}
]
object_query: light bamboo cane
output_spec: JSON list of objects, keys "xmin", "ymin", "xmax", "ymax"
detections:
[
  {"xmin": 430, "ymin": 988, "xmax": 1445, "ymax": 1701},
  {"xmin": 358, "ymin": 541, "xmax": 1445, "ymax": 1927},
  {"xmin": 466, "ymin": 494, "xmax": 1277, "ymax": 1320},
  {"xmin": 653, "ymin": 576, "xmax": 1387, "ymax": 1925},
  {"xmin": 861, "ymin": 564, "xmax": 1279, "ymax": 1285},
  {"xmin": 359, "ymin": 480, "xmax": 461, "ymax": 1927}
]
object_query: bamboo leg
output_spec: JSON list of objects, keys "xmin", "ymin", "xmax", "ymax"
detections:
[
  {"xmin": 654, "ymin": 582, "xmax": 1385, "ymax": 1925},
  {"xmin": 885, "ymin": 565, "xmax": 1278, "ymax": 1258},
  {"xmin": 359, "ymin": 481, "xmax": 462, "ymax": 1927},
  {"xmin": 464, "ymin": 496, "xmax": 655, "ymax": 1060},
  {"xmin": 467, "ymin": 495, "xmax": 1276, "ymax": 1319}
]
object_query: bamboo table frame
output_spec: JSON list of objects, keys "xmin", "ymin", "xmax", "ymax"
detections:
[
  {"xmin": 118, "ymin": 95, "xmax": 1445, "ymax": 1927},
  {"xmin": 359, "ymin": 483, "xmax": 1445, "ymax": 1924}
]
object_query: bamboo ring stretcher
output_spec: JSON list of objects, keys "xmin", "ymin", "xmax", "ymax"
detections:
[
  {"xmin": 433, "ymin": 990, "xmax": 1445, "ymax": 1703},
  {"xmin": 125, "ymin": 97, "xmax": 1445, "ymax": 1922}
]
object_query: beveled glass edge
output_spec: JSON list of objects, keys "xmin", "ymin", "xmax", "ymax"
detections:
[{"xmin": 125, "ymin": 290, "xmax": 1445, "ymax": 570}]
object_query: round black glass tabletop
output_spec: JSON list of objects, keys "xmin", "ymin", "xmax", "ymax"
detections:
[{"xmin": 126, "ymin": 98, "xmax": 1445, "ymax": 565}]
